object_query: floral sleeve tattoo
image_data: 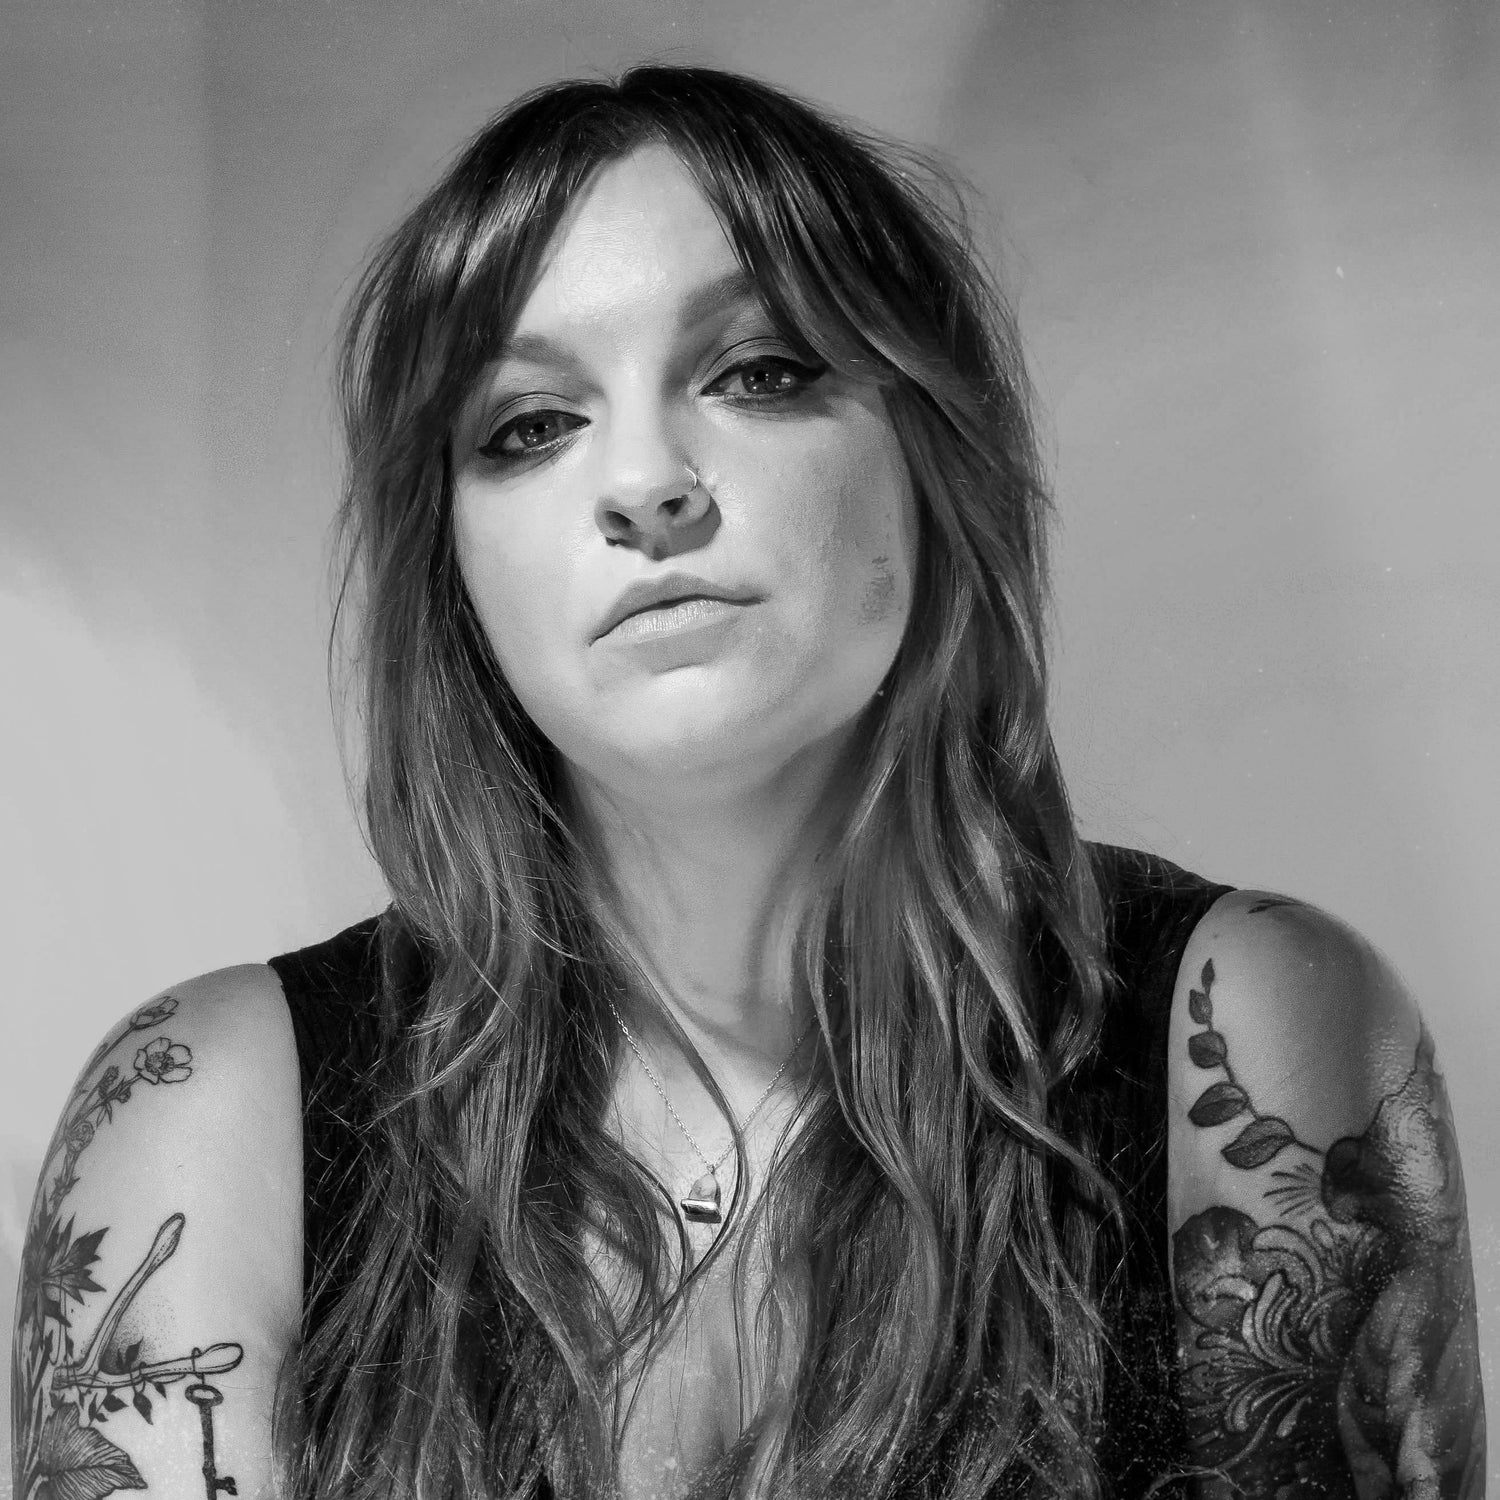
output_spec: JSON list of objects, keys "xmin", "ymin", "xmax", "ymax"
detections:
[
  {"xmin": 12, "ymin": 999, "xmax": 245, "ymax": 1500},
  {"xmin": 1172, "ymin": 957, "xmax": 1486, "ymax": 1496}
]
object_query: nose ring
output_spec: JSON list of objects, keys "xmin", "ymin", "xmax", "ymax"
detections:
[{"xmin": 685, "ymin": 465, "xmax": 700, "ymax": 493}]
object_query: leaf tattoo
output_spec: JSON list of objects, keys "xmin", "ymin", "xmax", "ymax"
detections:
[
  {"xmin": 1182, "ymin": 959, "xmax": 1320, "ymax": 1164},
  {"xmin": 1187, "ymin": 1080, "xmax": 1250, "ymax": 1129},
  {"xmin": 32, "ymin": 1405, "xmax": 147, "ymax": 1500},
  {"xmin": 12, "ymin": 1000, "xmax": 244, "ymax": 1500},
  {"xmin": 1217, "ymin": 1115, "xmax": 1296, "ymax": 1171},
  {"xmin": 1174, "ymin": 959, "xmax": 1485, "ymax": 1494}
]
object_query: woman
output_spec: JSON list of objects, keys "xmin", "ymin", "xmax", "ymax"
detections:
[{"xmin": 11, "ymin": 65, "xmax": 1484, "ymax": 1500}]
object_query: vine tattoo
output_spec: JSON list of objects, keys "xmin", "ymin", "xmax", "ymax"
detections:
[
  {"xmin": 1173, "ymin": 957, "xmax": 1485, "ymax": 1496},
  {"xmin": 12, "ymin": 999, "xmax": 245, "ymax": 1500}
]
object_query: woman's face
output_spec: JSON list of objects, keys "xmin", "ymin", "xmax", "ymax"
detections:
[{"xmin": 451, "ymin": 144, "xmax": 918, "ymax": 803}]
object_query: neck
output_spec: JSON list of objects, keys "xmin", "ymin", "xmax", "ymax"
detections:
[{"xmin": 564, "ymin": 731, "xmax": 857, "ymax": 1069}]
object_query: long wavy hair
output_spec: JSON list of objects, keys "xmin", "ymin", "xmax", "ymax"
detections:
[{"xmin": 283, "ymin": 64, "xmax": 1119, "ymax": 1500}]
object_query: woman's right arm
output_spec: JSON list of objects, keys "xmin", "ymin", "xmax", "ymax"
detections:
[{"xmin": 11, "ymin": 965, "xmax": 302, "ymax": 1500}]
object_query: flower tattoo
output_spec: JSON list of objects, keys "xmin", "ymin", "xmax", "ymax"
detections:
[
  {"xmin": 126, "ymin": 997, "xmax": 180, "ymax": 1031},
  {"xmin": 1173, "ymin": 956, "xmax": 1484, "ymax": 1496},
  {"xmin": 132, "ymin": 1038, "xmax": 193, "ymax": 1086},
  {"xmin": 13, "ymin": 1005, "xmax": 242, "ymax": 1500}
]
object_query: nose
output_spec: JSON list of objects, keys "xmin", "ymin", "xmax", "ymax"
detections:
[{"xmin": 593, "ymin": 415, "xmax": 717, "ymax": 562}]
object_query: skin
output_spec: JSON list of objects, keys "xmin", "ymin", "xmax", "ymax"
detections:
[
  {"xmin": 7, "ymin": 144, "xmax": 921, "ymax": 1500},
  {"xmin": 449, "ymin": 145, "xmax": 920, "ymax": 1491},
  {"xmin": 17, "ymin": 142, "xmax": 1480, "ymax": 1500},
  {"xmin": 450, "ymin": 143, "xmax": 918, "ymax": 1093},
  {"xmin": 10, "ymin": 968, "xmax": 300, "ymax": 1500},
  {"xmin": 1167, "ymin": 894, "xmax": 1485, "ymax": 1496}
]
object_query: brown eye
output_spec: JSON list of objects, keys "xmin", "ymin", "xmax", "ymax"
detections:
[{"xmin": 479, "ymin": 409, "xmax": 586, "ymax": 462}]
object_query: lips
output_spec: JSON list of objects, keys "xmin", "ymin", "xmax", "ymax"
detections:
[{"xmin": 593, "ymin": 571, "xmax": 758, "ymax": 641}]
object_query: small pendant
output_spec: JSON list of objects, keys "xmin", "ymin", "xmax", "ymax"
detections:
[{"xmin": 680, "ymin": 1170, "xmax": 721, "ymax": 1224}]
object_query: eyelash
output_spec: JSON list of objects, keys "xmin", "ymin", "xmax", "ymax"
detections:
[{"xmin": 476, "ymin": 355, "xmax": 828, "ymax": 464}]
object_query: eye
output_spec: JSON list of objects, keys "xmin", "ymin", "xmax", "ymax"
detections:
[
  {"xmin": 709, "ymin": 355, "xmax": 828, "ymax": 403},
  {"xmin": 477, "ymin": 408, "xmax": 586, "ymax": 463}
]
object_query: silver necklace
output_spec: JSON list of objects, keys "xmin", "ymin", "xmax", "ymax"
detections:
[{"xmin": 607, "ymin": 999, "xmax": 815, "ymax": 1225}]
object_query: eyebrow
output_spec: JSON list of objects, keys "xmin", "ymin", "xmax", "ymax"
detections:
[{"xmin": 496, "ymin": 267, "xmax": 765, "ymax": 369}]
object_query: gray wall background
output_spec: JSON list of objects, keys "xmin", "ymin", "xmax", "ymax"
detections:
[{"xmin": 3, "ymin": 0, "xmax": 1497, "ymax": 1486}]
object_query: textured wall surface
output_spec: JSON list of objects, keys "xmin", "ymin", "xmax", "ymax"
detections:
[{"xmin": 4, "ymin": 0, "xmax": 1496, "ymax": 1486}]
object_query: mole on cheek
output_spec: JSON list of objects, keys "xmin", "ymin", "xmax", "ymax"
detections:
[{"xmin": 859, "ymin": 555, "xmax": 898, "ymax": 623}]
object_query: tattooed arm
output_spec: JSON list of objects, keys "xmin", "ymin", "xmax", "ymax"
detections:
[
  {"xmin": 1166, "ymin": 892, "xmax": 1486, "ymax": 1498},
  {"xmin": 10, "ymin": 966, "xmax": 301, "ymax": 1500}
]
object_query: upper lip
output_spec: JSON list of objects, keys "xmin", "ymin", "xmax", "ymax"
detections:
[{"xmin": 593, "ymin": 571, "xmax": 758, "ymax": 641}]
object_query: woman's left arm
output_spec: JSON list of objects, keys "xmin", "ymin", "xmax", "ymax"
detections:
[{"xmin": 1166, "ymin": 890, "xmax": 1487, "ymax": 1497}]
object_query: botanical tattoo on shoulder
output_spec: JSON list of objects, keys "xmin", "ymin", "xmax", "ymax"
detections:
[
  {"xmin": 1172, "ymin": 959, "xmax": 1486, "ymax": 1497},
  {"xmin": 12, "ymin": 999, "xmax": 245, "ymax": 1500}
]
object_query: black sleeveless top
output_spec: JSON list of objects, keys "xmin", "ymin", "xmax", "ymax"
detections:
[{"xmin": 268, "ymin": 843, "xmax": 1232, "ymax": 1497}]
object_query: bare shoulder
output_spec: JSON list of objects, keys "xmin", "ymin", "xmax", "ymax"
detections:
[
  {"xmin": 136, "ymin": 959, "xmax": 296, "ymax": 1054},
  {"xmin": 12, "ymin": 964, "xmax": 302, "ymax": 1500},
  {"xmin": 1170, "ymin": 891, "xmax": 1423, "ymax": 1155},
  {"xmin": 27, "ymin": 959, "xmax": 301, "ymax": 1217},
  {"xmin": 38, "ymin": 963, "xmax": 304, "ymax": 1222},
  {"xmin": 133, "ymin": 961, "xmax": 298, "ymax": 1111},
  {"xmin": 1164, "ymin": 890, "xmax": 1486, "ymax": 1495}
]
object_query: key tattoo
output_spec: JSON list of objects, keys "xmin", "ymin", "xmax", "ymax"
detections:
[{"xmin": 12, "ymin": 999, "xmax": 245, "ymax": 1500}]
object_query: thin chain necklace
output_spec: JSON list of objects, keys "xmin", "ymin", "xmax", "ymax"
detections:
[{"xmin": 607, "ymin": 998, "xmax": 815, "ymax": 1226}]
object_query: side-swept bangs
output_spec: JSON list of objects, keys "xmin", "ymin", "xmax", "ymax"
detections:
[
  {"xmin": 344, "ymin": 65, "xmax": 1022, "ymax": 486},
  {"xmin": 341, "ymin": 65, "xmax": 1051, "ymax": 749},
  {"xmin": 313, "ymin": 64, "xmax": 1112, "ymax": 1500}
]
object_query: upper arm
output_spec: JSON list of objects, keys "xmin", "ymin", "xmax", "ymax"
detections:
[
  {"xmin": 11, "ymin": 964, "xmax": 302, "ymax": 1500},
  {"xmin": 1165, "ymin": 891, "xmax": 1486, "ymax": 1497}
]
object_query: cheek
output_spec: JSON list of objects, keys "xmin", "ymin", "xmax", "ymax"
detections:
[
  {"xmin": 825, "ymin": 436, "xmax": 917, "ymax": 634},
  {"xmin": 860, "ymin": 552, "xmax": 901, "ymax": 624},
  {"xmin": 452, "ymin": 500, "xmax": 550, "ymax": 676}
]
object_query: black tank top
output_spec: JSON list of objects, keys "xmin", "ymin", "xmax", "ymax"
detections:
[{"xmin": 268, "ymin": 843, "xmax": 1232, "ymax": 1497}]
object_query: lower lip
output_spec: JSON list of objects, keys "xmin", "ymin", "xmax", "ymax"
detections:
[{"xmin": 602, "ymin": 596, "xmax": 754, "ymax": 648}]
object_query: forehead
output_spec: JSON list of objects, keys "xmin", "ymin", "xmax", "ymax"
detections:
[{"xmin": 509, "ymin": 144, "xmax": 753, "ymax": 343}]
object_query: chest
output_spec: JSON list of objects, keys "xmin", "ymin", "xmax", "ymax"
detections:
[
  {"xmin": 591, "ymin": 1043, "xmax": 808, "ymax": 1494},
  {"xmin": 584, "ymin": 1218, "xmax": 774, "ymax": 1500},
  {"xmin": 610, "ymin": 1251, "xmax": 752, "ymax": 1498}
]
